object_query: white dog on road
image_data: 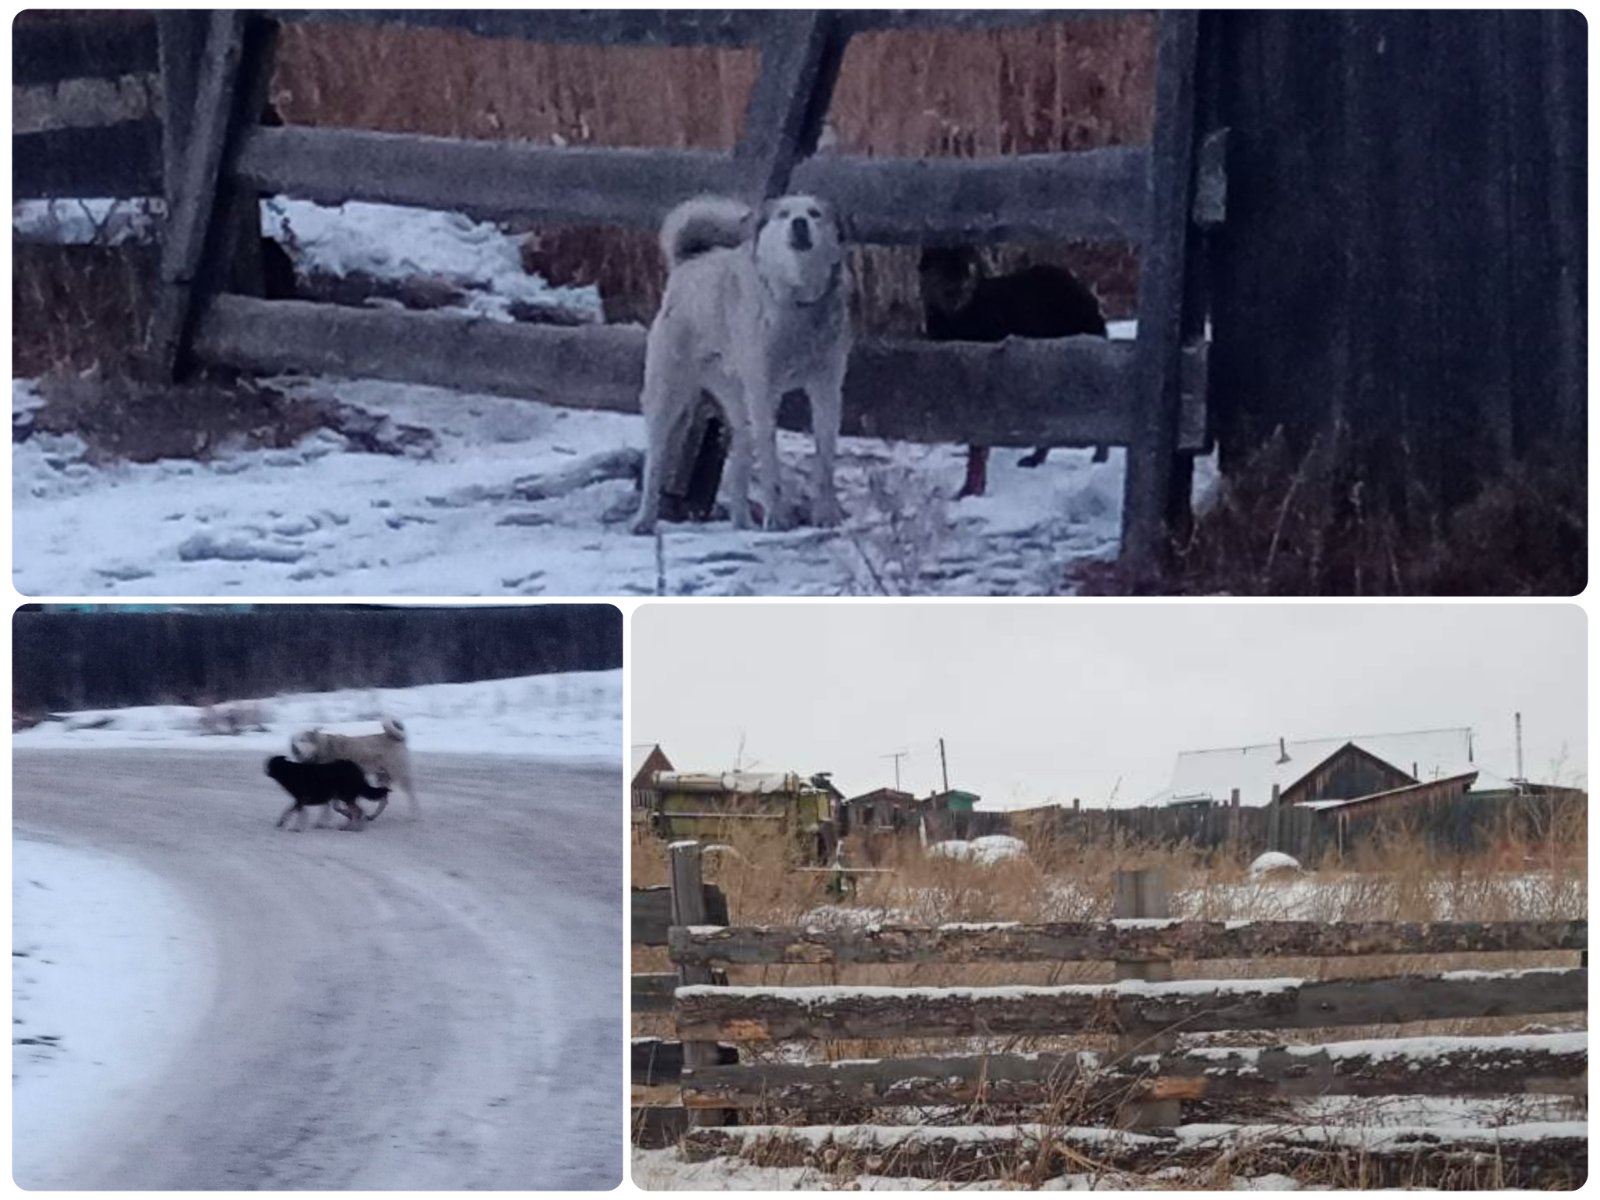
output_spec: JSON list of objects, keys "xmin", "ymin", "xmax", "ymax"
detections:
[
  {"xmin": 632, "ymin": 193, "xmax": 852, "ymax": 535},
  {"xmin": 289, "ymin": 716, "xmax": 418, "ymax": 821}
]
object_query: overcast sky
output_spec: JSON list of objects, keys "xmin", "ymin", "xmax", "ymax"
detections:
[{"xmin": 632, "ymin": 603, "xmax": 1585, "ymax": 808}]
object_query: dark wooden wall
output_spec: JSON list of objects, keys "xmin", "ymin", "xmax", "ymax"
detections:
[
  {"xmin": 1279, "ymin": 745, "xmax": 1415, "ymax": 805},
  {"xmin": 13, "ymin": 605, "xmax": 622, "ymax": 710},
  {"xmin": 1208, "ymin": 11, "xmax": 1586, "ymax": 507}
]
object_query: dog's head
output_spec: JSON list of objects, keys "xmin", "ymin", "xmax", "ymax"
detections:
[
  {"xmin": 754, "ymin": 193, "xmax": 847, "ymax": 303},
  {"xmin": 289, "ymin": 729, "xmax": 323, "ymax": 762},
  {"xmin": 918, "ymin": 245, "xmax": 983, "ymax": 316}
]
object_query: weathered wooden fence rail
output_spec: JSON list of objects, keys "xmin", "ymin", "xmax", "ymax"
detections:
[
  {"xmin": 651, "ymin": 864, "xmax": 1587, "ymax": 1184},
  {"xmin": 669, "ymin": 917, "xmax": 1587, "ymax": 966}
]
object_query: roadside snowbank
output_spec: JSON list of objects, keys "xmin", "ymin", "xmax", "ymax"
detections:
[
  {"xmin": 12, "ymin": 835, "xmax": 216, "ymax": 1189},
  {"xmin": 13, "ymin": 669, "xmax": 622, "ymax": 761}
]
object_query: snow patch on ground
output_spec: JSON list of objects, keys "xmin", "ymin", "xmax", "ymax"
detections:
[
  {"xmin": 927, "ymin": 835, "xmax": 1030, "ymax": 865},
  {"xmin": 15, "ymin": 371, "xmax": 1129, "ymax": 596},
  {"xmin": 13, "ymin": 669, "xmax": 622, "ymax": 761},
  {"xmin": 12, "ymin": 835, "xmax": 216, "ymax": 1189}
]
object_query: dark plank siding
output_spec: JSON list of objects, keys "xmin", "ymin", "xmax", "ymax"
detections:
[{"xmin": 1209, "ymin": 11, "xmax": 1587, "ymax": 502}]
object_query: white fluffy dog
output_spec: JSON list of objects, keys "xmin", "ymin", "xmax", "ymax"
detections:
[
  {"xmin": 289, "ymin": 716, "xmax": 418, "ymax": 821},
  {"xmin": 632, "ymin": 193, "xmax": 852, "ymax": 534}
]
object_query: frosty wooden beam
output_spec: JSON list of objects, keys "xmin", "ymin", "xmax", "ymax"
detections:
[
  {"xmin": 235, "ymin": 127, "xmax": 747, "ymax": 230},
  {"xmin": 674, "ymin": 968, "xmax": 1586, "ymax": 1041},
  {"xmin": 192, "ymin": 296, "xmax": 1160, "ymax": 447},
  {"xmin": 681, "ymin": 1033, "xmax": 1589, "ymax": 1109},
  {"xmin": 233, "ymin": 125, "xmax": 1148, "ymax": 246},
  {"xmin": 681, "ymin": 1122, "xmax": 1588, "ymax": 1187},
  {"xmin": 668, "ymin": 918, "xmax": 1588, "ymax": 967},
  {"xmin": 793, "ymin": 147, "xmax": 1150, "ymax": 246},
  {"xmin": 273, "ymin": 10, "xmax": 1106, "ymax": 46}
]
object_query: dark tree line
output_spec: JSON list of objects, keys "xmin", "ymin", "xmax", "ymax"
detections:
[{"xmin": 13, "ymin": 606, "xmax": 622, "ymax": 711}]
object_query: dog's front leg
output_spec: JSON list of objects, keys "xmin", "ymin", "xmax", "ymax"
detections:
[
  {"xmin": 276, "ymin": 802, "xmax": 297, "ymax": 829},
  {"xmin": 808, "ymin": 373, "xmax": 846, "ymax": 527},
  {"xmin": 747, "ymin": 370, "xmax": 792, "ymax": 531}
]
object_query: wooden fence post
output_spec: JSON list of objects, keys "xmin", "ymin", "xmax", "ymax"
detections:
[
  {"xmin": 1120, "ymin": 10, "xmax": 1201, "ymax": 582},
  {"xmin": 1112, "ymin": 867, "xmax": 1180, "ymax": 1128},
  {"xmin": 670, "ymin": 841, "xmax": 728, "ymax": 1128},
  {"xmin": 144, "ymin": 9, "xmax": 251, "ymax": 379},
  {"xmin": 735, "ymin": 11, "xmax": 849, "ymax": 200}
]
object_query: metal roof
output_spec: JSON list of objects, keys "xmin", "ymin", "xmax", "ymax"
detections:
[{"xmin": 1148, "ymin": 727, "xmax": 1481, "ymax": 806}]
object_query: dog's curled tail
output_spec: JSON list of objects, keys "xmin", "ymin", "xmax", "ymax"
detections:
[
  {"xmin": 381, "ymin": 716, "xmax": 408, "ymax": 743},
  {"xmin": 660, "ymin": 196, "xmax": 752, "ymax": 267}
]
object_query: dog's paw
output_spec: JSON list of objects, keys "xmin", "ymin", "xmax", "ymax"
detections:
[
  {"xmin": 630, "ymin": 515, "xmax": 658, "ymax": 537},
  {"xmin": 812, "ymin": 496, "xmax": 845, "ymax": 528}
]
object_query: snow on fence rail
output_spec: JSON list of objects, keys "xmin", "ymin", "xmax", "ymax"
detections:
[
  {"xmin": 672, "ymin": 968, "xmax": 1587, "ymax": 1042},
  {"xmin": 668, "ymin": 917, "xmax": 1587, "ymax": 966},
  {"xmin": 650, "ymin": 854, "xmax": 1586, "ymax": 1184}
]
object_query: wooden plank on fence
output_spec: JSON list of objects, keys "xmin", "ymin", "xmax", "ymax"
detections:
[
  {"xmin": 793, "ymin": 147, "xmax": 1150, "ymax": 246},
  {"xmin": 234, "ymin": 127, "xmax": 746, "ymax": 230},
  {"xmin": 632, "ymin": 884, "xmax": 729, "ymax": 947},
  {"xmin": 632, "ymin": 972, "xmax": 681, "ymax": 1014},
  {"xmin": 674, "ymin": 967, "xmax": 1587, "ymax": 1041},
  {"xmin": 682, "ymin": 1122, "xmax": 1588, "ymax": 1187},
  {"xmin": 12, "ymin": 13, "xmax": 160, "ymax": 86},
  {"xmin": 276, "ymin": 9, "xmax": 775, "ymax": 48},
  {"xmin": 1120, "ymin": 10, "xmax": 1200, "ymax": 580},
  {"xmin": 736, "ymin": 11, "xmax": 847, "ymax": 199},
  {"xmin": 144, "ymin": 10, "xmax": 250, "ymax": 378},
  {"xmin": 12, "ymin": 121, "xmax": 164, "ymax": 200},
  {"xmin": 234, "ymin": 124, "xmax": 1148, "ymax": 247},
  {"xmin": 681, "ymin": 1032, "xmax": 1588, "ymax": 1109},
  {"xmin": 668, "ymin": 918, "xmax": 1587, "ymax": 966},
  {"xmin": 274, "ymin": 9, "xmax": 1114, "ymax": 44},
  {"xmin": 191, "ymin": 296, "xmax": 1150, "ymax": 447},
  {"xmin": 632, "ymin": 1037, "xmax": 739, "ymax": 1087}
]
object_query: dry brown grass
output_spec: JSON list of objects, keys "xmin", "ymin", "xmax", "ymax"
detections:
[{"xmin": 1077, "ymin": 425, "xmax": 1587, "ymax": 596}]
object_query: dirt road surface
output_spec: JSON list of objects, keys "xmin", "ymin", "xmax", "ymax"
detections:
[{"xmin": 13, "ymin": 748, "xmax": 621, "ymax": 1190}]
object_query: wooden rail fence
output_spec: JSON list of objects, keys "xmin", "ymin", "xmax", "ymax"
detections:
[
  {"xmin": 135, "ymin": 8, "xmax": 1212, "ymax": 574},
  {"xmin": 647, "ymin": 862, "xmax": 1587, "ymax": 1185}
]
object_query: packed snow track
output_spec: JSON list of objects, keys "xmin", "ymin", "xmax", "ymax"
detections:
[{"xmin": 13, "ymin": 748, "xmax": 621, "ymax": 1190}]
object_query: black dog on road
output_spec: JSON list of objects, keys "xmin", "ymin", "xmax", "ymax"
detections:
[
  {"xmin": 264, "ymin": 756, "xmax": 390, "ymax": 832},
  {"xmin": 919, "ymin": 246, "xmax": 1109, "ymax": 498}
]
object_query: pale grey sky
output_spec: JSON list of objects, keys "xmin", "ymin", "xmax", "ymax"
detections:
[{"xmin": 631, "ymin": 604, "xmax": 1586, "ymax": 808}]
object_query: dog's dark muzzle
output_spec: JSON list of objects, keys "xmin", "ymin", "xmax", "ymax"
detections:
[{"xmin": 789, "ymin": 217, "xmax": 813, "ymax": 251}]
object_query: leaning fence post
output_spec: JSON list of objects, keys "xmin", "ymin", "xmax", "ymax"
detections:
[
  {"xmin": 1112, "ymin": 867, "xmax": 1181, "ymax": 1129},
  {"xmin": 670, "ymin": 841, "xmax": 728, "ymax": 1128}
]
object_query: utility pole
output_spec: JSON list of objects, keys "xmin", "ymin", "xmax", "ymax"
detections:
[
  {"xmin": 881, "ymin": 749, "xmax": 907, "ymax": 791},
  {"xmin": 938, "ymin": 737, "xmax": 950, "ymax": 792}
]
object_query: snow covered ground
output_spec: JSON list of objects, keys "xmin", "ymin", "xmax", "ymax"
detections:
[
  {"xmin": 13, "ymin": 669, "xmax": 622, "ymax": 762},
  {"xmin": 13, "ymin": 836, "xmax": 217, "ymax": 1189},
  {"xmin": 14, "ymin": 195, "xmax": 1142, "ymax": 597}
]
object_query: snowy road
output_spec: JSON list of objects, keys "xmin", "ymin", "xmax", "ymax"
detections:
[{"xmin": 13, "ymin": 748, "xmax": 622, "ymax": 1190}]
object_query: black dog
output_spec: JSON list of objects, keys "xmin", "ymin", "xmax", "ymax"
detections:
[
  {"xmin": 919, "ymin": 246, "xmax": 1108, "ymax": 498},
  {"xmin": 264, "ymin": 756, "xmax": 390, "ymax": 832}
]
